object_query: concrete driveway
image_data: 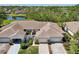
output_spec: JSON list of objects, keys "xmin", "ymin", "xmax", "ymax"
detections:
[
  {"xmin": 7, "ymin": 44, "xmax": 20, "ymax": 54},
  {"xmin": 51, "ymin": 43, "xmax": 67, "ymax": 54},
  {"xmin": 0, "ymin": 43, "xmax": 10, "ymax": 54},
  {"xmin": 39, "ymin": 44, "xmax": 49, "ymax": 54}
]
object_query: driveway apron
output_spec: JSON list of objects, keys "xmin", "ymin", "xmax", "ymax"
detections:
[
  {"xmin": 51, "ymin": 43, "xmax": 67, "ymax": 54},
  {"xmin": 39, "ymin": 44, "xmax": 49, "ymax": 54},
  {"xmin": 7, "ymin": 44, "xmax": 20, "ymax": 54}
]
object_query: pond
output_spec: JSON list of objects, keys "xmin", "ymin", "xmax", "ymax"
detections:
[{"xmin": 7, "ymin": 16, "xmax": 27, "ymax": 20}]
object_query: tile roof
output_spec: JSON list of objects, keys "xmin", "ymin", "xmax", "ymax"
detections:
[
  {"xmin": 1, "ymin": 22, "xmax": 16, "ymax": 30},
  {"xmin": 10, "ymin": 30, "xmax": 25, "ymax": 39},
  {"xmin": 17, "ymin": 20, "xmax": 47, "ymax": 29},
  {"xmin": 0, "ymin": 20, "xmax": 64, "ymax": 38},
  {"xmin": 35, "ymin": 22, "xmax": 63, "ymax": 38},
  {"xmin": 0, "ymin": 28, "xmax": 15, "ymax": 37},
  {"xmin": 11, "ymin": 22, "xmax": 23, "ymax": 31},
  {"xmin": 37, "ymin": 28, "xmax": 63, "ymax": 38},
  {"xmin": 0, "ymin": 23, "xmax": 23, "ymax": 37},
  {"xmin": 65, "ymin": 21, "xmax": 79, "ymax": 33}
]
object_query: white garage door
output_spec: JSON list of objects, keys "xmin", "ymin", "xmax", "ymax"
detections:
[
  {"xmin": 0, "ymin": 37, "xmax": 10, "ymax": 42},
  {"xmin": 49, "ymin": 37, "xmax": 62, "ymax": 43},
  {"xmin": 39, "ymin": 38, "xmax": 48, "ymax": 43}
]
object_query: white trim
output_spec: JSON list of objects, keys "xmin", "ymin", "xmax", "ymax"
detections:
[{"xmin": 68, "ymin": 30, "xmax": 74, "ymax": 36}]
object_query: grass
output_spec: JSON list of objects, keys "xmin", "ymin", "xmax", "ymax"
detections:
[
  {"xmin": 63, "ymin": 43, "xmax": 70, "ymax": 54},
  {"xmin": 1, "ymin": 20, "xmax": 14, "ymax": 26},
  {"xmin": 18, "ymin": 46, "xmax": 38, "ymax": 54},
  {"xmin": 8, "ymin": 14, "xmax": 26, "ymax": 16}
]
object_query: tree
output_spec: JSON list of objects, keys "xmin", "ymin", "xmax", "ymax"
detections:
[
  {"xmin": 0, "ymin": 7, "xmax": 7, "ymax": 26},
  {"xmin": 74, "ymin": 32, "xmax": 79, "ymax": 39}
]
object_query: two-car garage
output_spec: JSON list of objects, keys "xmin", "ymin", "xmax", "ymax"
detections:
[
  {"xmin": 0, "ymin": 37, "xmax": 10, "ymax": 43},
  {"xmin": 38, "ymin": 37, "xmax": 63, "ymax": 43},
  {"xmin": 48, "ymin": 37, "xmax": 63, "ymax": 43},
  {"xmin": 12, "ymin": 39, "xmax": 21, "ymax": 44},
  {"xmin": 0, "ymin": 37, "xmax": 21, "ymax": 44}
]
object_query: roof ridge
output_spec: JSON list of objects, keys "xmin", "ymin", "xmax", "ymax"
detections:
[
  {"xmin": 50, "ymin": 23, "xmax": 64, "ymax": 33},
  {"xmin": 10, "ymin": 30, "xmax": 20, "ymax": 37},
  {"xmin": 40, "ymin": 22, "xmax": 51, "ymax": 32}
]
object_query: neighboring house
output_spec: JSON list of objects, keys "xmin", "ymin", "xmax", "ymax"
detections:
[
  {"xmin": 0, "ymin": 20, "xmax": 64, "ymax": 43},
  {"xmin": 15, "ymin": 10, "xmax": 26, "ymax": 14},
  {"xmin": 64, "ymin": 21, "xmax": 79, "ymax": 36},
  {"xmin": 5, "ymin": 9, "xmax": 11, "ymax": 14},
  {"xmin": 0, "ymin": 44, "xmax": 10, "ymax": 54},
  {"xmin": 35, "ymin": 22, "xmax": 64, "ymax": 43}
]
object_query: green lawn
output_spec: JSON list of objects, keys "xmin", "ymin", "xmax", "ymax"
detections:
[
  {"xmin": 8, "ymin": 14, "xmax": 26, "ymax": 16},
  {"xmin": 1, "ymin": 20, "xmax": 14, "ymax": 26},
  {"xmin": 18, "ymin": 46, "xmax": 38, "ymax": 54}
]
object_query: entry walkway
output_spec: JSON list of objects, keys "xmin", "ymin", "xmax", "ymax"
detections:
[
  {"xmin": 7, "ymin": 44, "xmax": 20, "ymax": 54},
  {"xmin": 51, "ymin": 43, "xmax": 67, "ymax": 54},
  {"xmin": 39, "ymin": 44, "xmax": 49, "ymax": 54}
]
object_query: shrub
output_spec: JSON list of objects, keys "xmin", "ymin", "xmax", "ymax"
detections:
[
  {"xmin": 21, "ymin": 42, "xmax": 29, "ymax": 49},
  {"xmin": 20, "ymin": 38, "xmax": 33, "ymax": 49},
  {"xmin": 63, "ymin": 33, "xmax": 71, "ymax": 42},
  {"xmin": 35, "ymin": 39, "xmax": 39, "ymax": 44},
  {"xmin": 69, "ymin": 39, "xmax": 79, "ymax": 54},
  {"xmin": 28, "ymin": 38, "xmax": 33, "ymax": 45}
]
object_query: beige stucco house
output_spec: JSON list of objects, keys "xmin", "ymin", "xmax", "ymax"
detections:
[
  {"xmin": 0, "ymin": 20, "xmax": 64, "ymax": 43},
  {"xmin": 64, "ymin": 21, "xmax": 79, "ymax": 36},
  {"xmin": 35, "ymin": 22, "xmax": 64, "ymax": 43}
]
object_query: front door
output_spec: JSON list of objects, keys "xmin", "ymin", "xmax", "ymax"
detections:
[{"xmin": 13, "ymin": 39, "xmax": 21, "ymax": 44}]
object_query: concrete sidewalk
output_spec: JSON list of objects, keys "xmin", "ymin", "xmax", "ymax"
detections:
[
  {"xmin": 7, "ymin": 44, "xmax": 20, "ymax": 54},
  {"xmin": 51, "ymin": 43, "xmax": 67, "ymax": 54},
  {"xmin": 39, "ymin": 44, "xmax": 49, "ymax": 54}
]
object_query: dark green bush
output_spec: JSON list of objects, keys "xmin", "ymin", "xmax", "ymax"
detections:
[
  {"xmin": 21, "ymin": 42, "xmax": 29, "ymax": 49},
  {"xmin": 28, "ymin": 38, "xmax": 33, "ymax": 45},
  {"xmin": 35, "ymin": 39, "xmax": 39, "ymax": 44},
  {"xmin": 20, "ymin": 38, "xmax": 33, "ymax": 49}
]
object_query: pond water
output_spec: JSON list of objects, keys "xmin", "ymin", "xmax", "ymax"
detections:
[
  {"xmin": 7, "ymin": 16, "xmax": 13, "ymax": 20},
  {"xmin": 7, "ymin": 16, "xmax": 26, "ymax": 20}
]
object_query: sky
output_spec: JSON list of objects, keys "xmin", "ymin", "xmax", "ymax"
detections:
[
  {"xmin": 0, "ymin": 0, "xmax": 79, "ymax": 4},
  {"xmin": 0, "ymin": 4, "xmax": 77, "ymax": 6}
]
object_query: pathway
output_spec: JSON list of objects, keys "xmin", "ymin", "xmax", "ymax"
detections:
[{"xmin": 7, "ymin": 44, "xmax": 20, "ymax": 54}]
